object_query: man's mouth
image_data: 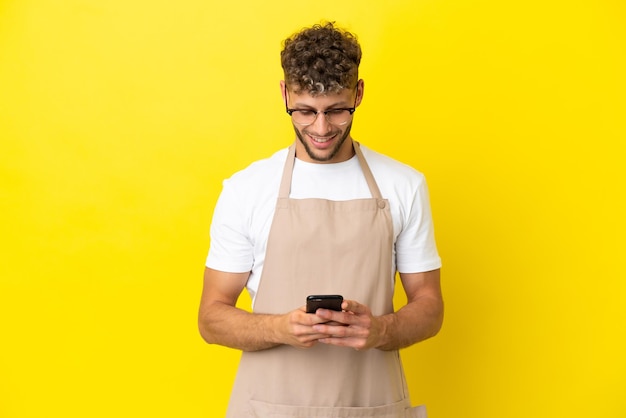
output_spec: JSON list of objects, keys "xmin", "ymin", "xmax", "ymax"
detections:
[{"xmin": 308, "ymin": 134, "xmax": 336, "ymax": 144}]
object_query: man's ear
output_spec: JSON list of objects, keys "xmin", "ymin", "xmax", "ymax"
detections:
[
  {"xmin": 356, "ymin": 79, "xmax": 365, "ymax": 107},
  {"xmin": 280, "ymin": 80, "xmax": 287, "ymax": 102}
]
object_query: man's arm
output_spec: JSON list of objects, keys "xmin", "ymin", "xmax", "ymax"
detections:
[
  {"xmin": 198, "ymin": 267, "xmax": 331, "ymax": 352},
  {"xmin": 376, "ymin": 268, "xmax": 443, "ymax": 350},
  {"xmin": 313, "ymin": 268, "xmax": 443, "ymax": 351}
]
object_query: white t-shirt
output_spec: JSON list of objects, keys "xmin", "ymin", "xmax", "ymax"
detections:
[{"xmin": 206, "ymin": 144, "xmax": 441, "ymax": 302}]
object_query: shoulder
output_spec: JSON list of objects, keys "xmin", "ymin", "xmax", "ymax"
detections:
[
  {"xmin": 226, "ymin": 148, "xmax": 288, "ymax": 186},
  {"xmin": 221, "ymin": 148, "xmax": 287, "ymax": 198}
]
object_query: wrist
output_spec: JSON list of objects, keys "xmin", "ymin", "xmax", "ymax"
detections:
[
  {"xmin": 373, "ymin": 314, "xmax": 392, "ymax": 349},
  {"xmin": 266, "ymin": 313, "xmax": 286, "ymax": 345}
]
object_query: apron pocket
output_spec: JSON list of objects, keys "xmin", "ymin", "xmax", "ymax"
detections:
[{"xmin": 249, "ymin": 399, "xmax": 426, "ymax": 418}]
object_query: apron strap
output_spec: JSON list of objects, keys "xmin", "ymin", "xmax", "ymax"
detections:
[
  {"xmin": 278, "ymin": 144, "xmax": 297, "ymax": 199},
  {"xmin": 278, "ymin": 142, "xmax": 384, "ymax": 200},
  {"xmin": 353, "ymin": 142, "xmax": 384, "ymax": 200}
]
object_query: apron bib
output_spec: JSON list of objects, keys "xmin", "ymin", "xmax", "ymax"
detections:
[{"xmin": 226, "ymin": 143, "xmax": 427, "ymax": 418}]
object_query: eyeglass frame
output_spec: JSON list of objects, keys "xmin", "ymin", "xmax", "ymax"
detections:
[{"xmin": 284, "ymin": 86, "xmax": 358, "ymax": 126}]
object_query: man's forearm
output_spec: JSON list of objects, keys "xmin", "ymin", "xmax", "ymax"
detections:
[
  {"xmin": 198, "ymin": 301, "xmax": 283, "ymax": 352},
  {"xmin": 375, "ymin": 295, "xmax": 443, "ymax": 351}
]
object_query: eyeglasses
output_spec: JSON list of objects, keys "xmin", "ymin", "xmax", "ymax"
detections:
[{"xmin": 285, "ymin": 87, "xmax": 358, "ymax": 126}]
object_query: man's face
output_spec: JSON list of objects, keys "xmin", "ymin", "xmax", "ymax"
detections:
[{"xmin": 283, "ymin": 83, "xmax": 361, "ymax": 164}]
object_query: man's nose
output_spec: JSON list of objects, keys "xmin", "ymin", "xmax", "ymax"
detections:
[{"xmin": 310, "ymin": 112, "xmax": 333, "ymax": 134}]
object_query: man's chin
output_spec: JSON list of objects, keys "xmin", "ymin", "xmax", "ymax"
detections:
[
  {"xmin": 294, "ymin": 124, "xmax": 351, "ymax": 163},
  {"xmin": 301, "ymin": 139, "xmax": 340, "ymax": 162}
]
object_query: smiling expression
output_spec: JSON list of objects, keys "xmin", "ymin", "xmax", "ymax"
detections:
[{"xmin": 282, "ymin": 80, "xmax": 363, "ymax": 164}]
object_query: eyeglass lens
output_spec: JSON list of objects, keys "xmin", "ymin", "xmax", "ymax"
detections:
[{"xmin": 291, "ymin": 109, "xmax": 352, "ymax": 126}]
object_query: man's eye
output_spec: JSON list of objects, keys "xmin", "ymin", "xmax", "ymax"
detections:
[
  {"xmin": 297, "ymin": 110, "xmax": 315, "ymax": 117},
  {"xmin": 327, "ymin": 109, "xmax": 347, "ymax": 115}
]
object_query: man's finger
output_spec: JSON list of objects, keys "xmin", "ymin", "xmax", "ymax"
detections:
[{"xmin": 343, "ymin": 300, "xmax": 367, "ymax": 314}]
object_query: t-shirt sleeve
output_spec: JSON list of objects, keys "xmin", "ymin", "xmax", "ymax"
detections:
[
  {"xmin": 205, "ymin": 179, "xmax": 254, "ymax": 273},
  {"xmin": 395, "ymin": 174, "xmax": 442, "ymax": 273}
]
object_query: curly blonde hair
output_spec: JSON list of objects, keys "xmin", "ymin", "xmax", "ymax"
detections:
[{"xmin": 280, "ymin": 22, "xmax": 361, "ymax": 95}]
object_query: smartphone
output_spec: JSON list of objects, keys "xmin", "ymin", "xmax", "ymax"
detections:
[{"xmin": 306, "ymin": 295, "xmax": 343, "ymax": 314}]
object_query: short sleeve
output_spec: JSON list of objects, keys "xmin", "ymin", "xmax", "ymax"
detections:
[
  {"xmin": 205, "ymin": 179, "xmax": 255, "ymax": 273},
  {"xmin": 395, "ymin": 175, "xmax": 442, "ymax": 273}
]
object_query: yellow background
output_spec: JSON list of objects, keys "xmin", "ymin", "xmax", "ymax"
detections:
[{"xmin": 1, "ymin": 0, "xmax": 625, "ymax": 417}]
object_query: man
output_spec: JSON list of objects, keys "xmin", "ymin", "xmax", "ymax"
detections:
[{"xmin": 198, "ymin": 22, "xmax": 443, "ymax": 417}]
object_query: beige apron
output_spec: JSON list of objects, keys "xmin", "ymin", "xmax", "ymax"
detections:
[{"xmin": 226, "ymin": 142, "xmax": 427, "ymax": 418}]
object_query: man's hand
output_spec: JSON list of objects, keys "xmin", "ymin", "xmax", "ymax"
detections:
[
  {"xmin": 309, "ymin": 269, "xmax": 444, "ymax": 351},
  {"xmin": 278, "ymin": 306, "xmax": 338, "ymax": 349},
  {"xmin": 310, "ymin": 300, "xmax": 386, "ymax": 350},
  {"xmin": 199, "ymin": 268, "xmax": 335, "ymax": 352}
]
